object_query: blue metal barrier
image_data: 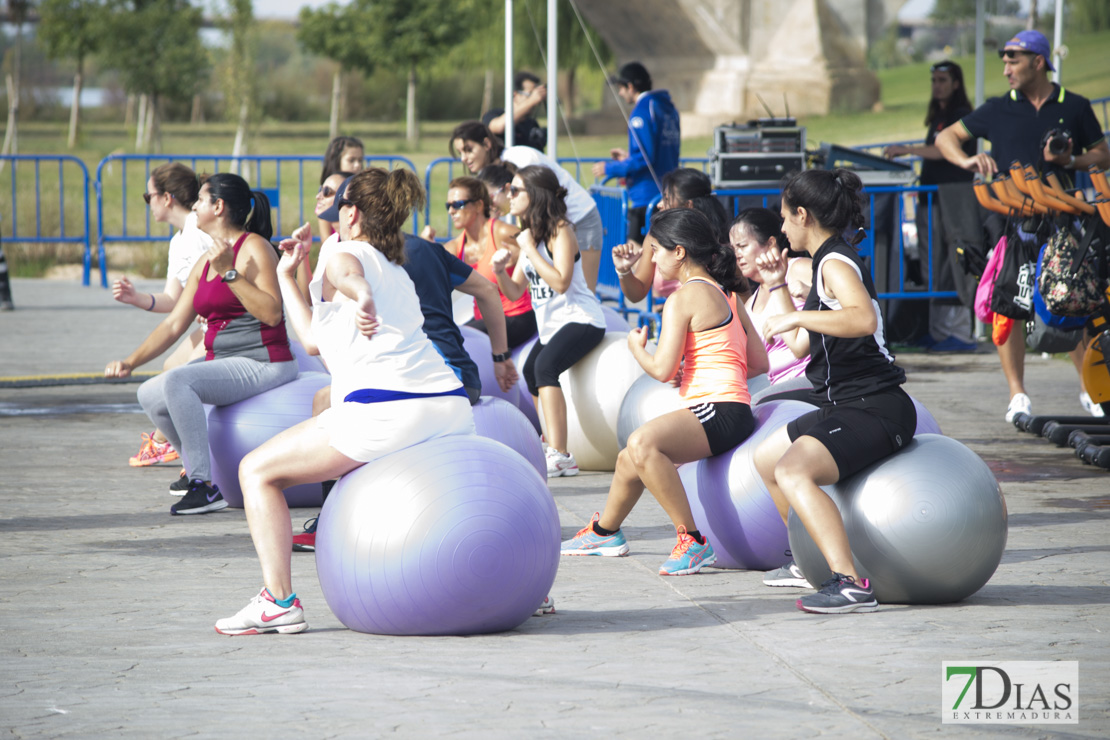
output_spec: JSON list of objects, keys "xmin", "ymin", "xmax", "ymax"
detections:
[
  {"xmin": 594, "ymin": 183, "xmax": 951, "ymax": 314},
  {"xmin": 588, "ymin": 184, "xmax": 628, "ymax": 302},
  {"xmin": 712, "ymin": 185, "xmax": 947, "ymax": 301},
  {"xmin": 1, "ymin": 155, "xmax": 94, "ymax": 285},
  {"xmin": 423, "ymin": 157, "xmax": 466, "ymax": 240},
  {"xmin": 95, "ymin": 154, "xmax": 418, "ymax": 274}
]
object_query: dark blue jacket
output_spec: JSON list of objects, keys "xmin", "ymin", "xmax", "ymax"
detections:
[{"xmin": 604, "ymin": 89, "xmax": 681, "ymax": 207}]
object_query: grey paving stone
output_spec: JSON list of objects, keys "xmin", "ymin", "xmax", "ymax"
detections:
[{"xmin": 1, "ymin": 278, "xmax": 1108, "ymax": 738}]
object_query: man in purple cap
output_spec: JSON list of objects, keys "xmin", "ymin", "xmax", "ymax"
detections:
[{"xmin": 936, "ymin": 29, "xmax": 1110, "ymax": 423}]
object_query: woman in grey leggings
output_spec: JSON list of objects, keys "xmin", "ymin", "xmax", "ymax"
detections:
[{"xmin": 106, "ymin": 173, "xmax": 297, "ymax": 515}]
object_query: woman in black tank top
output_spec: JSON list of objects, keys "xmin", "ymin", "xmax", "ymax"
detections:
[{"xmin": 752, "ymin": 169, "xmax": 916, "ymax": 615}]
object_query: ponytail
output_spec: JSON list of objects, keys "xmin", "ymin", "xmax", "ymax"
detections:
[
  {"xmin": 345, "ymin": 167, "xmax": 426, "ymax": 264},
  {"xmin": 648, "ymin": 208, "xmax": 747, "ymax": 295},
  {"xmin": 780, "ymin": 168, "xmax": 866, "ymax": 240},
  {"xmin": 244, "ymin": 191, "xmax": 273, "ymax": 241}
]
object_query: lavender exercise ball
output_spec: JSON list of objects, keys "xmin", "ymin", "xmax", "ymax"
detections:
[
  {"xmin": 315, "ymin": 434, "xmax": 560, "ymax": 635},
  {"xmin": 472, "ymin": 396, "xmax": 546, "ymax": 479},
  {"xmin": 206, "ymin": 371, "xmax": 331, "ymax": 508},
  {"xmin": 511, "ymin": 335, "xmax": 541, "ymax": 433},
  {"xmin": 679, "ymin": 399, "xmax": 818, "ymax": 570},
  {"xmin": 461, "ymin": 325, "xmax": 520, "ymax": 407}
]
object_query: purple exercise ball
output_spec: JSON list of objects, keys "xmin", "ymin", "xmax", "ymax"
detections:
[
  {"xmin": 461, "ymin": 325, "xmax": 521, "ymax": 407},
  {"xmin": 679, "ymin": 399, "xmax": 818, "ymax": 570},
  {"xmin": 289, "ymin": 339, "xmax": 328, "ymax": 374},
  {"xmin": 206, "ymin": 371, "xmax": 332, "ymax": 508},
  {"xmin": 471, "ymin": 396, "xmax": 546, "ymax": 479},
  {"xmin": 510, "ymin": 334, "xmax": 541, "ymax": 433},
  {"xmin": 315, "ymin": 434, "xmax": 560, "ymax": 636},
  {"xmin": 910, "ymin": 395, "xmax": 942, "ymax": 435}
]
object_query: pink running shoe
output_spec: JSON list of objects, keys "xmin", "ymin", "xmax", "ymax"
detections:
[{"xmin": 129, "ymin": 432, "xmax": 180, "ymax": 467}]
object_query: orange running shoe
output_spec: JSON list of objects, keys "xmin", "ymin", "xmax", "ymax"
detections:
[{"xmin": 129, "ymin": 432, "xmax": 180, "ymax": 467}]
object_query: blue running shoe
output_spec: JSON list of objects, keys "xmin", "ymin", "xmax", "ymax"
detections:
[
  {"xmin": 796, "ymin": 572, "xmax": 879, "ymax": 614},
  {"xmin": 560, "ymin": 512, "xmax": 629, "ymax": 556},
  {"xmin": 658, "ymin": 527, "xmax": 716, "ymax": 575}
]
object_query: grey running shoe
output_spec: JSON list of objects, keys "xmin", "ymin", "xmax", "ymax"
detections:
[
  {"xmin": 796, "ymin": 573, "xmax": 878, "ymax": 614},
  {"xmin": 762, "ymin": 561, "xmax": 812, "ymax": 588}
]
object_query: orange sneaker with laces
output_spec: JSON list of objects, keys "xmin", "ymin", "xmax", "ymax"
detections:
[{"xmin": 129, "ymin": 432, "xmax": 180, "ymax": 467}]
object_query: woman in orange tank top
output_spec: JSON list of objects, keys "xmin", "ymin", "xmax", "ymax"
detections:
[
  {"xmin": 441, "ymin": 177, "xmax": 537, "ymax": 348},
  {"xmin": 561, "ymin": 208, "xmax": 758, "ymax": 576}
]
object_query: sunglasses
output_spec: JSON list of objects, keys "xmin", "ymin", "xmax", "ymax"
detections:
[
  {"xmin": 336, "ymin": 196, "xmax": 354, "ymax": 210},
  {"xmin": 142, "ymin": 192, "xmax": 159, "ymax": 204},
  {"xmin": 930, "ymin": 63, "xmax": 954, "ymax": 72},
  {"xmin": 318, "ymin": 185, "xmax": 336, "ymax": 198},
  {"xmin": 445, "ymin": 198, "xmax": 477, "ymax": 211},
  {"xmin": 509, "ymin": 185, "xmax": 524, "ymax": 197},
  {"xmin": 998, "ymin": 49, "xmax": 1036, "ymax": 61}
]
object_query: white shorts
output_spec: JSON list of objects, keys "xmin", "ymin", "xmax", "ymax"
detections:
[{"xmin": 316, "ymin": 394, "xmax": 475, "ymax": 463}]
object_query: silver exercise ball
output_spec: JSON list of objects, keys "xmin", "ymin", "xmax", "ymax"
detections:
[
  {"xmin": 787, "ymin": 434, "xmax": 1007, "ymax": 604},
  {"xmin": 616, "ymin": 373, "xmax": 685, "ymax": 450}
]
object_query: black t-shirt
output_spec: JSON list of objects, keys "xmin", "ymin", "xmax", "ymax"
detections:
[
  {"xmin": 804, "ymin": 236, "xmax": 906, "ymax": 406},
  {"xmin": 920, "ymin": 103, "xmax": 975, "ymax": 185},
  {"xmin": 482, "ymin": 109, "xmax": 547, "ymax": 153},
  {"xmin": 960, "ymin": 84, "xmax": 1105, "ymax": 184}
]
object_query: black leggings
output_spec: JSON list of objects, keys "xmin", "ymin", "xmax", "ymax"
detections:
[
  {"xmin": 467, "ymin": 310, "xmax": 538, "ymax": 350},
  {"xmin": 523, "ymin": 323, "xmax": 606, "ymax": 397}
]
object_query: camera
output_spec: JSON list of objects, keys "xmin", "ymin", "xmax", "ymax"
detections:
[{"xmin": 1041, "ymin": 128, "xmax": 1072, "ymax": 156}]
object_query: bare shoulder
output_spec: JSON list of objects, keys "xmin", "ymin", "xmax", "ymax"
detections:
[{"xmin": 492, "ymin": 219, "xmax": 520, "ymax": 239}]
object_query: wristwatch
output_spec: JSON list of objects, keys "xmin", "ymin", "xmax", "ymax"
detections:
[
  {"xmin": 492, "ymin": 351, "xmax": 511, "ymax": 363},
  {"xmin": 221, "ymin": 269, "xmax": 239, "ymax": 283}
]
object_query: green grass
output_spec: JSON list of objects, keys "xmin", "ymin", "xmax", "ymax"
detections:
[
  {"xmin": 801, "ymin": 29, "xmax": 1110, "ymax": 147},
  {"xmin": 5, "ymin": 29, "xmax": 1110, "ymax": 277}
]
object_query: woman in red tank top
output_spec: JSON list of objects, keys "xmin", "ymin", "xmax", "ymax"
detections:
[
  {"xmin": 561, "ymin": 208, "xmax": 758, "ymax": 576},
  {"xmin": 441, "ymin": 177, "xmax": 537, "ymax": 348}
]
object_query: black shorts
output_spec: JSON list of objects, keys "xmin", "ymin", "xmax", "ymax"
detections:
[
  {"xmin": 627, "ymin": 206, "xmax": 647, "ymax": 244},
  {"xmin": 690, "ymin": 401, "xmax": 755, "ymax": 457},
  {"xmin": 787, "ymin": 386, "xmax": 917, "ymax": 479}
]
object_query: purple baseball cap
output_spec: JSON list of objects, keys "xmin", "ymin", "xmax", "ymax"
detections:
[{"xmin": 1003, "ymin": 30, "xmax": 1054, "ymax": 71}]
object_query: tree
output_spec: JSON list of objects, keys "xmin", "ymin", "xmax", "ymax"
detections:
[
  {"xmin": 1, "ymin": 0, "xmax": 33, "ymax": 161},
  {"xmin": 221, "ymin": 0, "xmax": 255, "ymax": 157},
  {"xmin": 931, "ymin": 0, "xmax": 1020, "ymax": 26},
  {"xmin": 99, "ymin": 0, "xmax": 209, "ymax": 152},
  {"xmin": 1070, "ymin": 0, "xmax": 1110, "ymax": 32},
  {"xmin": 38, "ymin": 0, "xmax": 107, "ymax": 149},
  {"xmin": 360, "ymin": 0, "xmax": 475, "ymax": 146},
  {"xmin": 297, "ymin": 1, "xmax": 377, "ymax": 139}
]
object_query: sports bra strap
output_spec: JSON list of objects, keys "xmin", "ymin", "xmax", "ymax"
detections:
[{"xmin": 684, "ymin": 277, "xmax": 734, "ymax": 331}]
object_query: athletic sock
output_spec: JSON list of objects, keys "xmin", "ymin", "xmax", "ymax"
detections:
[
  {"xmin": 267, "ymin": 589, "xmax": 298, "ymax": 608},
  {"xmin": 686, "ymin": 529, "xmax": 705, "ymax": 545},
  {"xmin": 591, "ymin": 520, "xmax": 617, "ymax": 537}
]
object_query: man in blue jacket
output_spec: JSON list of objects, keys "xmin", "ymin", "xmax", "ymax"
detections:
[{"xmin": 592, "ymin": 62, "xmax": 681, "ymax": 246}]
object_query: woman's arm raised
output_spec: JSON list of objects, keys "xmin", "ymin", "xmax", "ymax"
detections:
[
  {"xmin": 210, "ymin": 234, "xmax": 285, "ymax": 327},
  {"xmin": 105, "ymin": 263, "xmax": 202, "ymax": 377}
]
